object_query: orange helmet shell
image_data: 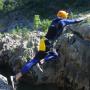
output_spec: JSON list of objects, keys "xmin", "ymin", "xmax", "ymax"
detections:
[{"xmin": 57, "ymin": 10, "xmax": 68, "ymax": 19}]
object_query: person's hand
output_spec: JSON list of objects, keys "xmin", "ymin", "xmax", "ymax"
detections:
[
  {"xmin": 40, "ymin": 59, "xmax": 45, "ymax": 64},
  {"xmin": 76, "ymin": 18, "xmax": 84, "ymax": 23}
]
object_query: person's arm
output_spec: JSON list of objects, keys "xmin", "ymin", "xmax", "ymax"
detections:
[{"xmin": 60, "ymin": 18, "xmax": 83, "ymax": 26}]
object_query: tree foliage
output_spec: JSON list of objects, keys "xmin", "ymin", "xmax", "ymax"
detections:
[
  {"xmin": 0, "ymin": 0, "xmax": 89, "ymax": 13},
  {"xmin": 0, "ymin": 0, "xmax": 4, "ymax": 11}
]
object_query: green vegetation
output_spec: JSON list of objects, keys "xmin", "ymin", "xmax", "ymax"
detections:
[
  {"xmin": 0, "ymin": 0, "xmax": 4, "ymax": 10},
  {"xmin": 0, "ymin": 0, "xmax": 90, "ymax": 17},
  {"xmin": 34, "ymin": 15, "xmax": 51, "ymax": 32},
  {"xmin": 10, "ymin": 26, "xmax": 30, "ymax": 40},
  {"xmin": 0, "ymin": 0, "xmax": 90, "ymax": 34},
  {"xmin": 3, "ymin": 0, "xmax": 15, "ymax": 12},
  {"xmin": 10, "ymin": 14, "xmax": 51, "ymax": 36},
  {"xmin": 34, "ymin": 15, "xmax": 41, "ymax": 29}
]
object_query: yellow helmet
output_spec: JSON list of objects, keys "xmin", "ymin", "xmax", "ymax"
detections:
[{"xmin": 57, "ymin": 10, "xmax": 69, "ymax": 19}]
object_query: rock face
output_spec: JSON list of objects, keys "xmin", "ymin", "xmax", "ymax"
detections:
[
  {"xmin": 55, "ymin": 30, "xmax": 90, "ymax": 90},
  {"xmin": 31, "ymin": 28, "xmax": 90, "ymax": 90},
  {"xmin": 0, "ymin": 23, "xmax": 90, "ymax": 90},
  {"xmin": 0, "ymin": 31, "xmax": 41, "ymax": 73},
  {"xmin": 70, "ymin": 21, "xmax": 90, "ymax": 40}
]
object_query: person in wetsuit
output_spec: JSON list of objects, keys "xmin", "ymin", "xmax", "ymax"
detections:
[{"xmin": 10, "ymin": 10, "xmax": 83, "ymax": 86}]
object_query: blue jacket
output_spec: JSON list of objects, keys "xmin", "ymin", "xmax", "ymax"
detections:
[{"xmin": 45, "ymin": 17, "xmax": 82, "ymax": 41}]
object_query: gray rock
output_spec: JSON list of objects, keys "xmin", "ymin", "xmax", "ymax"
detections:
[
  {"xmin": 55, "ymin": 31, "xmax": 90, "ymax": 90},
  {"xmin": 0, "ymin": 74, "xmax": 12, "ymax": 90}
]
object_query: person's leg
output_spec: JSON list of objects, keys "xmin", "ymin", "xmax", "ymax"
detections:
[
  {"xmin": 10, "ymin": 38, "xmax": 48, "ymax": 89},
  {"xmin": 21, "ymin": 59, "xmax": 39, "ymax": 74},
  {"xmin": 10, "ymin": 58, "xmax": 39, "ymax": 88},
  {"xmin": 44, "ymin": 50, "xmax": 58, "ymax": 62},
  {"xmin": 15, "ymin": 72, "xmax": 22, "ymax": 81},
  {"xmin": 15, "ymin": 51, "xmax": 47, "ymax": 81},
  {"xmin": 40, "ymin": 49, "xmax": 59, "ymax": 64}
]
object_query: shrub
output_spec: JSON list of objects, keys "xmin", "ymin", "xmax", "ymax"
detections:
[{"xmin": 33, "ymin": 15, "xmax": 51, "ymax": 32}]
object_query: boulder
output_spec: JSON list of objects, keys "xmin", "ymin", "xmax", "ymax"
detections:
[
  {"xmin": 55, "ymin": 31, "xmax": 90, "ymax": 90},
  {"xmin": 0, "ymin": 74, "xmax": 12, "ymax": 90}
]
